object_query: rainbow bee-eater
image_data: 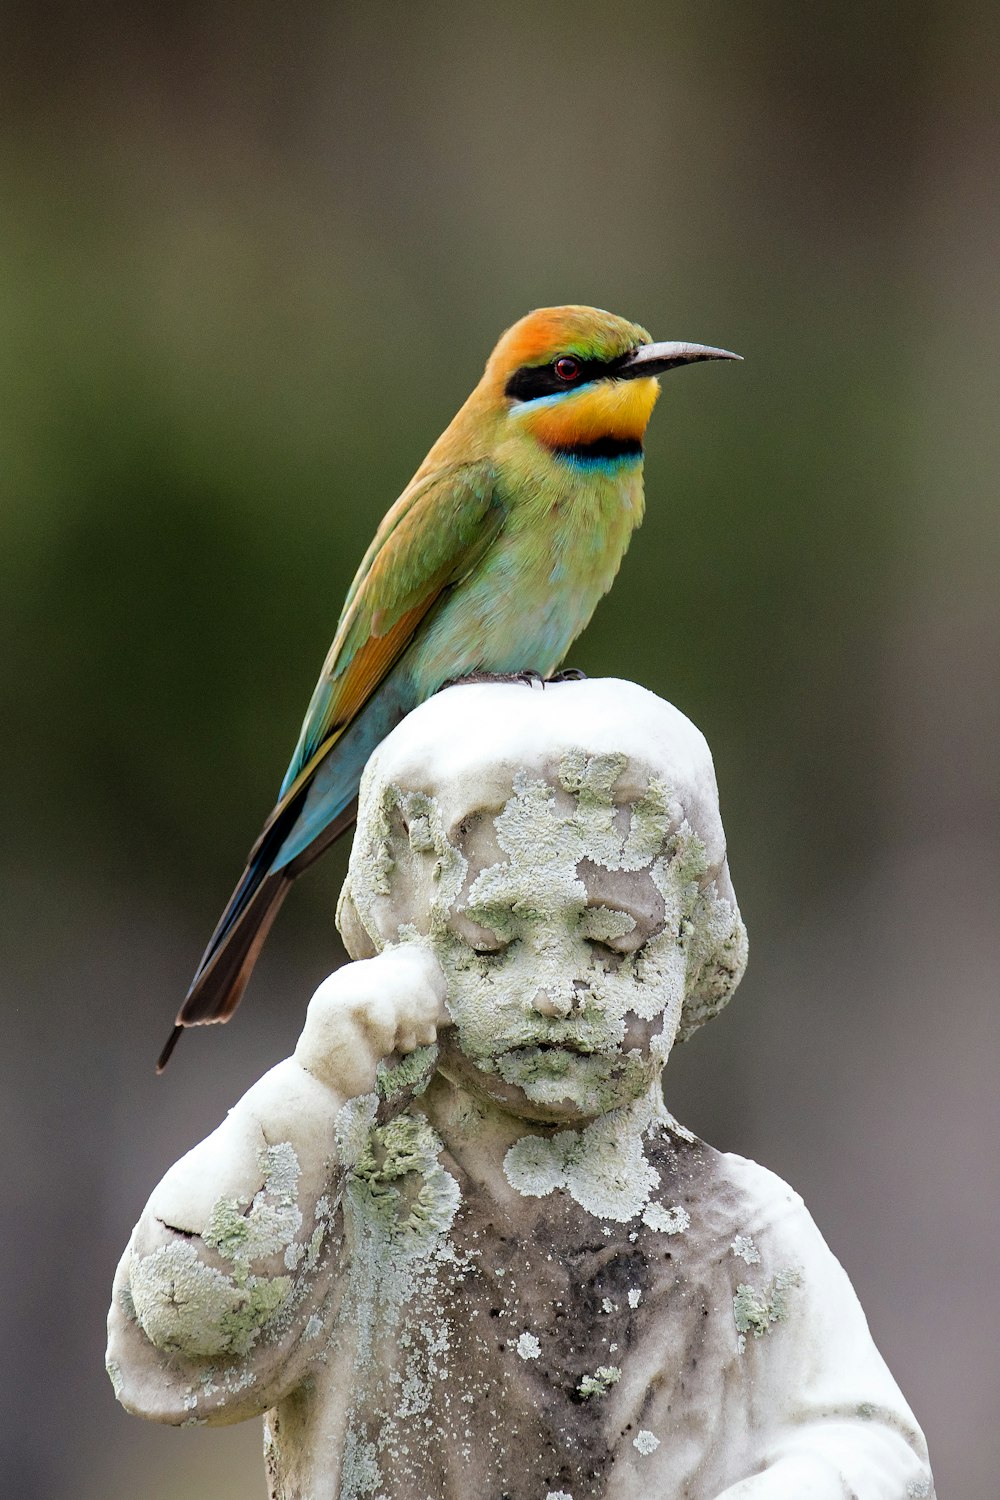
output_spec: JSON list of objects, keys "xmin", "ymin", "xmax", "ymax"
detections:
[{"xmin": 158, "ymin": 305, "xmax": 739, "ymax": 1068}]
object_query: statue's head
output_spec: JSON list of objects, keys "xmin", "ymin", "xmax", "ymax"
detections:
[{"xmin": 338, "ymin": 679, "xmax": 747, "ymax": 1124}]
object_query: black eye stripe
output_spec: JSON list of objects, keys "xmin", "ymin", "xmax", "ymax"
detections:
[{"xmin": 505, "ymin": 354, "xmax": 628, "ymax": 402}]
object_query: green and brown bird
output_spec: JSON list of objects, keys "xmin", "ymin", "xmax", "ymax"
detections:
[{"xmin": 159, "ymin": 304, "xmax": 739, "ymax": 1068}]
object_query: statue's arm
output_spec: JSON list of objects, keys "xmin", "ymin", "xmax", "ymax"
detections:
[
  {"xmin": 709, "ymin": 1437, "xmax": 932, "ymax": 1500},
  {"xmin": 714, "ymin": 1160, "xmax": 935, "ymax": 1499},
  {"xmin": 106, "ymin": 944, "xmax": 446, "ymax": 1427}
]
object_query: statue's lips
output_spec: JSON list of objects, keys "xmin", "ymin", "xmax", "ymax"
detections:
[{"xmin": 496, "ymin": 1041, "xmax": 609, "ymax": 1060}]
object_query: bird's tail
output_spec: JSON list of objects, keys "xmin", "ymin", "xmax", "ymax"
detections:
[
  {"xmin": 156, "ymin": 793, "xmax": 358, "ymax": 1072},
  {"xmin": 157, "ymin": 671, "xmax": 415, "ymax": 1071}
]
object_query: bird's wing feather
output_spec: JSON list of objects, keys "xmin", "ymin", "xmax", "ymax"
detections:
[
  {"xmin": 164, "ymin": 461, "xmax": 502, "ymax": 1055},
  {"xmin": 275, "ymin": 460, "xmax": 502, "ymax": 804}
]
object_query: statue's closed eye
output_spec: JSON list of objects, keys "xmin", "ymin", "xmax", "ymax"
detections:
[
  {"xmin": 469, "ymin": 933, "xmax": 509, "ymax": 956},
  {"xmin": 451, "ymin": 903, "xmax": 513, "ymax": 956},
  {"xmin": 578, "ymin": 905, "xmax": 642, "ymax": 954}
]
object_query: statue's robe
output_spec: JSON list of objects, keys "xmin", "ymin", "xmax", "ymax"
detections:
[{"xmin": 109, "ymin": 1103, "xmax": 933, "ymax": 1500}]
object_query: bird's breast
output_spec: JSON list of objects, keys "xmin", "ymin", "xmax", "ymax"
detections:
[{"xmin": 410, "ymin": 454, "xmax": 645, "ymax": 688}]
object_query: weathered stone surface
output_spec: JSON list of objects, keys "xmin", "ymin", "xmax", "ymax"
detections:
[{"xmin": 108, "ymin": 679, "xmax": 935, "ymax": 1498}]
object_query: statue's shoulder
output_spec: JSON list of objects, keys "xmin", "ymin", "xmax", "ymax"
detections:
[
  {"xmin": 644, "ymin": 1125, "xmax": 818, "ymax": 1271},
  {"xmin": 710, "ymin": 1148, "xmax": 818, "ymax": 1257}
]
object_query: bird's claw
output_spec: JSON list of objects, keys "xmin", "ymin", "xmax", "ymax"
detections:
[
  {"xmin": 548, "ymin": 667, "xmax": 588, "ymax": 683},
  {"xmin": 437, "ymin": 669, "xmax": 547, "ymax": 693}
]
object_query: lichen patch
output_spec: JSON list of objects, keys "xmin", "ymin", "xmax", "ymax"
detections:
[
  {"xmin": 730, "ymin": 1233, "xmax": 761, "ymax": 1265},
  {"xmin": 203, "ymin": 1142, "xmax": 303, "ymax": 1281},
  {"xmin": 641, "ymin": 1201, "xmax": 690, "ymax": 1235},
  {"xmin": 129, "ymin": 1240, "xmax": 293, "ymax": 1359},
  {"xmin": 105, "ymin": 1358, "xmax": 124, "ymax": 1397},
  {"xmin": 503, "ymin": 1091, "xmax": 664, "ymax": 1222},
  {"xmin": 577, "ymin": 1364, "xmax": 621, "ymax": 1398},
  {"xmin": 375, "ymin": 1043, "xmax": 439, "ymax": 1102},
  {"xmin": 733, "ymin": 1268, "xmax": 802, "ymax": 1353}
]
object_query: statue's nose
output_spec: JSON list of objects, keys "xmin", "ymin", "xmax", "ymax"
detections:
[{"xmin": 530, "ymin": 989, "xmax": 573, "ymax": 1020}]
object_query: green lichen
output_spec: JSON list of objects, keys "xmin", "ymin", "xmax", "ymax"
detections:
[
  {"xmin": 405, "ymin": 796, "xmax": 437, "ymax": 853},
  {"xmin": 375, "ymin": 1042, "xmax": 439, "ymax": 1102},
  {"xmin": 577, "ymin": 905, "xmax": 636, "ymax": 945},
  {"xmin": 370, "ymin": 784, "xmax": 399, "ymax": 895},
  {"xmin": 680, "ymin": 903, "xmax": 748, "ymax": 1042},
  {"xmin": 399, "ymin": 790, "xmax": 468, "ymax": 932},
  {"xmin": 649, "ymin": 821, "xmax": 748, "ymax": 1042},
  {"xmin": 340, "ymin": 1427, "xmax": 383, "ymax": 1499},
  {"xmin": 429, "ymin": 764, "xmax": 692, "ymax": 1088},
  {"xmin": 503, "ymin": 1090, "xmax": 663, "ymax": 1222},
  {"xmin": 669, "ymin": 819, "xmax": 710, "ymax": 888},
  {"xmin": 734, "ymin": 1268, "xmax": 801, "ymax": 1351},
  {"xmin": 203, "ymin": 1142, "xmax": 302, "ymax": 1282},
  {"xmin": 218, "ymin": 1275, "xmax": 293, "ymax": 1354},
  {"xmin": 335, "ymin": 1093, "xmax": 380, "ymax": 1170},
  {"xmin": 622, "ymin": 778, "xmax": 675, "ymax": 868},
  {"xmin": 642, "ymin": 1201, "xmax": 690, "ymax": 1234},
  {"xmin": 558, "ymin": 748, "xmax": 627, "ymax": 801},
  {"xmin": 577, "ymin": 1364, "xmax": 621, "ymax": 1398},
  {"xmin": 558, "ymin": 751, "xmax": 628, "ymax": 867},
  {"xmin": 127, "ymin": 1141, "xmax": 310, "ymax": 1364},
  {"xmin": 467, "ymin": 773, "xmax": 575, "ymax": 921},
  {"xmin": 118, "ymin": 1282, "xmax": 136, "ymax": 1323},
  {"xmin": 203, "ymin": 1198, "xmax": 252, "ymax": 1261},
  {"xmin": 305, "ymin": 1223, "xmax": 325, "ymax": 1269},
  {"xmin": 129, "ymin": 1240, "xmax": 294, "ymax": 1359},
  {"xmin": 496, "ymin": 1045, "xmax": 653, "ymax": 1117},
  {"xmin": 347, "ymin": 741, "xmax": 744, "ymax": 1132},
  {"xmin": 349, "ymin": 1110, "xmax": 460, "ymax": 1252}
]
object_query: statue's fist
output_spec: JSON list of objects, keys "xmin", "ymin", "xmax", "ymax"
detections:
[{"xmin": 294, "ymin": 944, "xmax": 449, "ymax": 1100}]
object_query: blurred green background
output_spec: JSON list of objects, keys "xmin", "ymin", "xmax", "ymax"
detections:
[{"xmin": 3, "ymin": 3, "xmax": 998, "ymax": 1495}]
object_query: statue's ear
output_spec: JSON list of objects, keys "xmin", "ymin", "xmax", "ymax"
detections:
[
  {"xmin": 336, "ymin": 881, "xmax": 379, "ymax": 960},
  {"xmin": 677, "ymin": 862, "xmax": 748, "ymax": 1043}
]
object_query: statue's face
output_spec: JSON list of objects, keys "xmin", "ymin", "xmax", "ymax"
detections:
[
  {"xmin": 435, "ymin": 857, "xmax": 684, "ymax": 1124},
  {"xmin": 354, "ymin": 756, "xmax": 712, "ymax": 1124},
  {"xmin": 344, "ymin": 750, "xmax": 743, "ymax": 1128},
  {"xmin": 342, "ymin": 697, "xmax": 748, "ymax": 1122}
]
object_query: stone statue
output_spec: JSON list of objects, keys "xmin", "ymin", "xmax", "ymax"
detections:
[{"xmin": 107, "ymin": 679, "xmax": 935, "ymax": 1499}]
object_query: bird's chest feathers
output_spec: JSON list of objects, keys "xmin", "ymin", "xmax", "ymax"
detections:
[
  {"xmin": 502, "ymin": 448, "xmax": 645, "ymax": 598},
  {"xmin": 547, "ymin": 468, "xmax": 640, "ymax": 590}
]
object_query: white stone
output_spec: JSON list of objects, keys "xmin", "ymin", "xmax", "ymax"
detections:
[{"xmin": 107, "ymin": 679, "xmax": 935, "ymax": 1500}]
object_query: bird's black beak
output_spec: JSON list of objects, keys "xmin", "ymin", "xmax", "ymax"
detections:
[{"xmin": 614, "ymin": 341, "xmax": 743, "ymax": 379}]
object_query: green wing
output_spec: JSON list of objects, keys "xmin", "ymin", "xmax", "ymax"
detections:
[{"xmin": 278, "ymin": 459, "xmax": 502, "ymax": 798}]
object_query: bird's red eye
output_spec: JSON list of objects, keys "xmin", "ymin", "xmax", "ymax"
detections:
[{"xmin": 554, "ymin": 356, "xmax": 581, "ymax": 382}]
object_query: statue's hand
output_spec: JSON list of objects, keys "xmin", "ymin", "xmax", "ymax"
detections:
[{"xmin": 294, "ymin": 943, "xmax": 449, "ymax": 1101}]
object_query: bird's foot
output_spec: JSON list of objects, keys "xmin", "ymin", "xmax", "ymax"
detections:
[
  {"xmin": 438, "ymin": 669, "xmax": 547, "ymax": 692},
  {"xmin": 548, "ymin": 667, "xmax": 588, "ymax": 683}
]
